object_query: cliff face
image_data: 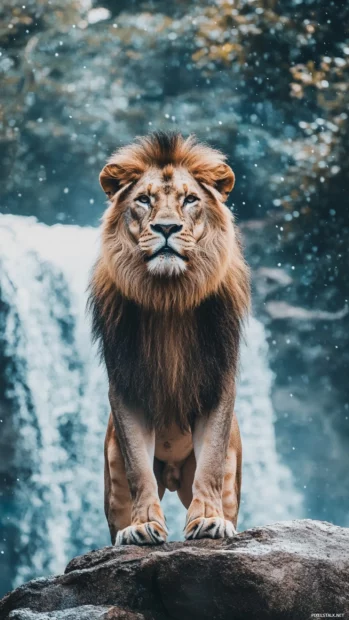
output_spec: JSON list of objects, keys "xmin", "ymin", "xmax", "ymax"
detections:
[{"xmin": 1, "ymin": 520, "xmax": 348, "ymax": 620}]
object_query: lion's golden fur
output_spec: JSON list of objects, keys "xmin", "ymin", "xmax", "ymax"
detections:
[{"xmin": 89, "ymin": 132, "xmax": 250, "ymax": 430}]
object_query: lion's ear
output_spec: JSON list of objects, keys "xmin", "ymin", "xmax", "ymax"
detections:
[
  {"xmin": 212, "ymin": 163, "xmax": 235, "ymax": 201},
  {"xmin": 99, "ymin": 164, "xmax": 128, "ymax": 198}
]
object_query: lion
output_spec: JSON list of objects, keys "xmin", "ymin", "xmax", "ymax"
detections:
[{"xmin": 88, "ymin": 132, "xmax": 250, "ymax": 545}]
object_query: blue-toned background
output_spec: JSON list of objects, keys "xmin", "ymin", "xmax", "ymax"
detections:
[{"xmin": 0, "ymin": 0, "xmax": 348, "ymax": 597}]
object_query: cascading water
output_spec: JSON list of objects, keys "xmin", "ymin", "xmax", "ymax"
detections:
[{"xmin": 0, "ymin": 214, "xmax": 303, "ymax": 591}]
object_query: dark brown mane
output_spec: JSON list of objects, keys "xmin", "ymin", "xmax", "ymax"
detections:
[{"xmin": 88, "ymin": 272, "xmax": 243, "ymax": 431}]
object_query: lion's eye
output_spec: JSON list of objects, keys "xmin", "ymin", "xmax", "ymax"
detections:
[
  {"xmin": 136, "ymin": 194, "xmax": 150, "ymax": 206},
  {"xmin": 184, "ymin": 194, "xmax": 198, "ymax": 205}
]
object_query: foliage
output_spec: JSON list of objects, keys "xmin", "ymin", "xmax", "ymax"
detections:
[{"xmin": 191, "ymin": 0, "xmax": 349, "ymax": 305}]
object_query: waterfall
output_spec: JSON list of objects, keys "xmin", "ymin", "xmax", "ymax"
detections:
[{"xmin": 0, "ymin": 214, "xmax": 303, "ymax": 589}]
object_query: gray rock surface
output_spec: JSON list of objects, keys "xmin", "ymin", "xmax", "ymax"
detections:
[
  {"xmin": 1, "ymin": 520, "xmax": 348, "ymax": 620},
  {"xmin": 8, "ymin": 607, "xmax": 114, "ymax": 620}
]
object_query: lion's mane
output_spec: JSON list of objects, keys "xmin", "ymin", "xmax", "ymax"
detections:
[{"xmin": 88, "ymin": 132, "xmax": 250, "ymax": 431}]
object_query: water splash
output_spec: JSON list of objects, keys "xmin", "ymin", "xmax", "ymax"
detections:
[
  {"xmin": 237, "ymin": 316, "xmax": 302, "ymax": 526},
  {"xmin": 0, "ymin": 215, "xmax": 303, "ymax": 588}
]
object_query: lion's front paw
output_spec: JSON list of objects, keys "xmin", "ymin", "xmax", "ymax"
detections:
[
  {"xmin": 115, "ymin": 521, "xmax": 168, "ymax": 546},
  {"xmin": 184, "ymin": 516, "xmax": 236, "ymax": 540}
]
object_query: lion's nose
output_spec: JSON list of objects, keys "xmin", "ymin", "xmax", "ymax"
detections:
[{"xmin": 151, "ymin": 223, "xmax": 183, "ymax": 239}]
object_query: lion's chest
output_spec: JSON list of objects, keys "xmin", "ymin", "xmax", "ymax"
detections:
[{"xmin": 107, "ymin": 295, "xmax": 238, "ymax": 428}]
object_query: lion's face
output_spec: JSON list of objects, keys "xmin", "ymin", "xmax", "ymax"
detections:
[
  {"xmin": 98, "ymin": 133, "xmax": 245, "ymax": 311},
  {"xmin": 124, "ymin": 167, "xmax": 210, "ymax": 277}
]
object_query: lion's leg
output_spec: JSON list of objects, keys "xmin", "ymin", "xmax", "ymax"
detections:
[
  {"xmin": 179, "ymin": 415, "xmax": 241, "ymax": 531},
  {"xmin": 108, "ymin": 387, "xmax": 168, "ymax": 545},
  {"xmin": 222, "ymin": 413, "xmax": 242, "ymax": 530},
  {"xmin": 104, "ymin": 414, "xmax": 132, "ymax": 544},
  {"xmin": 184, "ymin": 387, "xmax": 237, "ymax": 540},
  {"xmin": 105, "ymin": 417, "xmax": 167, "ymax": 545}
]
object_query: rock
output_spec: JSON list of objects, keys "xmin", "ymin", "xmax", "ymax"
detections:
[
  {"xmin": 7, "ymin": 607, "xmax": 145, "ymax": 619},
  {"xmin": 242, "ymin": 218, "xmax": 349, "ymax": 530},
  {"xmin": 7, "ymin": 607, "xmax": 112, "ymax": 620},
  {"xmin": 1, "ymin": 520, "xmax": 348, "ymax": 620},
  {"xmin": 254, "ymin": 267, "xmax": 293, "ymax": 298},
  {"xmin": 265, "ymin": 300, "xmax": 349, "ymax": 321}
]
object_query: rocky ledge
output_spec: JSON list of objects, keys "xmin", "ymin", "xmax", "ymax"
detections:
[{"xmin": 1, "ymin": 520, "xmax": 348, "ymax": 620}]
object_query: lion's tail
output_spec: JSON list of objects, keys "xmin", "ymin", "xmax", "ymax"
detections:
[{"xmin": 162, "ymin": 463, "xmax": 181, "ymax": 492}]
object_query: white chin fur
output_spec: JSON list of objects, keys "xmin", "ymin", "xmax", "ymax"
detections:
[{"xmin": 147, "ymin": 254, "xmax": 187, "ymax": 276}]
